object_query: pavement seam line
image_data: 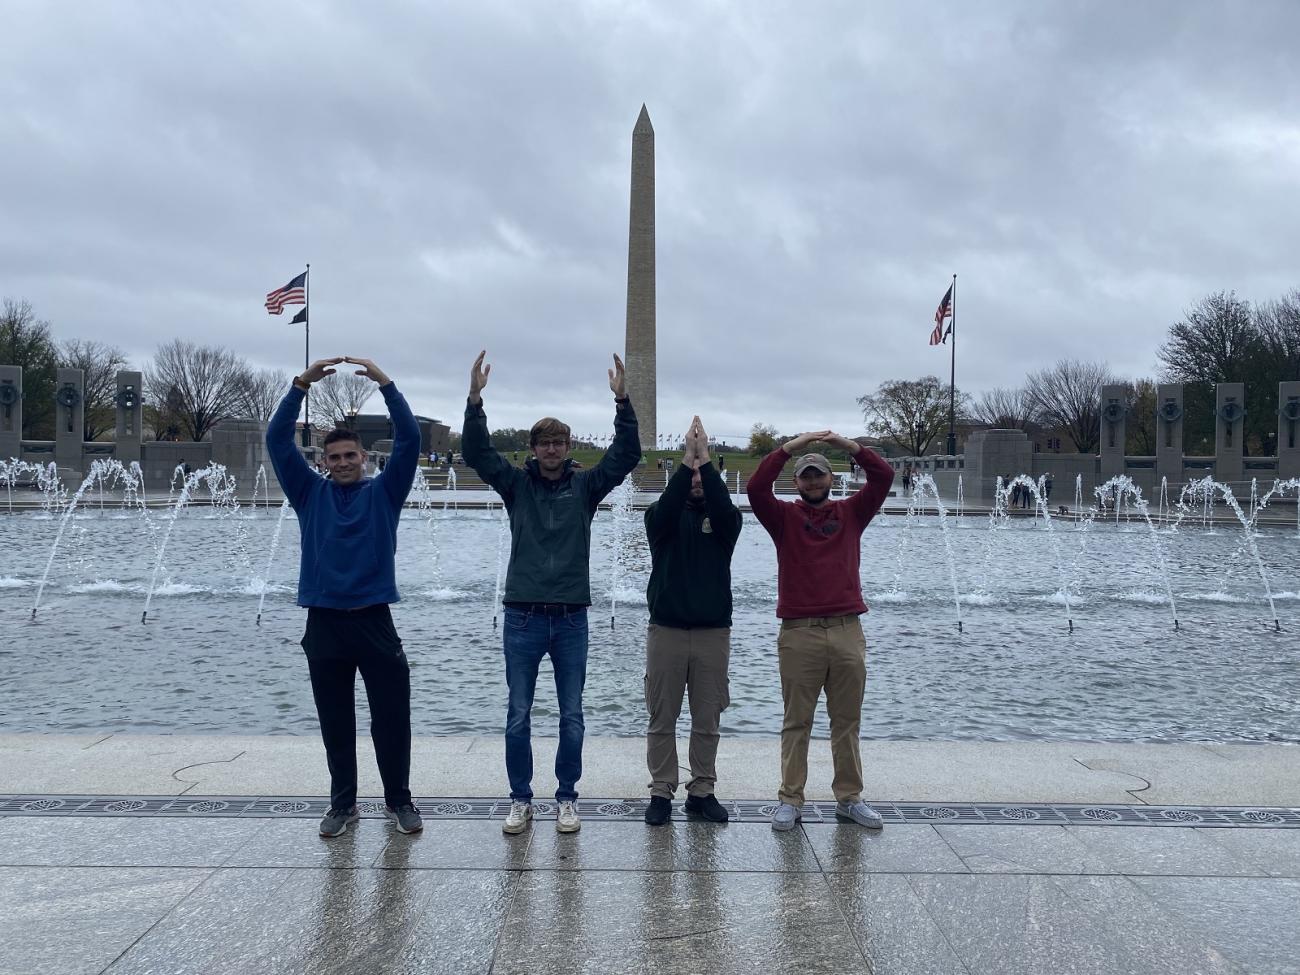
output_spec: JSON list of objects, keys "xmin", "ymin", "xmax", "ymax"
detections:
[
  {"xmin": 81, "ymin": 734, "xmax": 114, "ymax": 750},
  {"xmin": 484, "ymin": 866, "xmax": 527, "ymax": 973},
  {"xmin": 170, "ymin": 750, "xmax": 247, "ymax": 786},
  {"xmin": 901, "ymin": 867, "xmax": 978, "ymax": 975},
  {"xmin": 810, "ymin": 835, "xmax": 876, "ymax": 973},
  {"xmin": 95, "ymin": 865, "xmax": 217, "ymax": 973}
]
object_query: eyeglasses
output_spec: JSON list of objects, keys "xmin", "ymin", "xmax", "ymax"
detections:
[{"xmin": 536, "ymin": 439, "xmax": 569, "ymax": 450}]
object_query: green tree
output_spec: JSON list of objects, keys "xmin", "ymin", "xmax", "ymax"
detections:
[
  {"xmin": 1125, "ymin": 378, "xmax": 1159, "ymax": 455},
  {"xmin": 0, "ymin": 299, "xmax": 60, "ymax": 439},
  {"xmin": 1157, "ymin": 291, "xmax": 1277, "ymax": 455},
  {"xmin": 747, "ymin": 422, "xmax": 779, "ymax": 456}
]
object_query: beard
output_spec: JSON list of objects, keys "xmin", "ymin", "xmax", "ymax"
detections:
[{"xmin": 797, "ymin": 484, "xmax": 831, "ymax": 505}]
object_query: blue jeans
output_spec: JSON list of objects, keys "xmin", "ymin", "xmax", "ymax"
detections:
[{"xmin": 502, "ymin": 606, "xmax": 588, "ymax": 802}]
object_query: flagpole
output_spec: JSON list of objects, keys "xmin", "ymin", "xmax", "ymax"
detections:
[
  {"xmin": 946, "ymin": 273, "xmax": 957, "ymax": 455},
  {"xmin": 301, "ymin": 263, "xmax": 311, "ymax": 448}
]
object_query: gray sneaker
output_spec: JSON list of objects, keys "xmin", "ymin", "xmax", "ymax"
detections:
[
  {"xmin": 835, "ymin": 800, "xmax": 884, "ymax": 829},
  {"xmin": 319, "ymin": 806, "xmax": 360, "ymax": 838},
  {"xmin": 384, "ymin": 803, "xmax": 424, "ymax": 834},
  {"xmin": 770, "ymin": 802, "xmax": 801, "ymax": 832},
  {"xmin": 502, "ymin": 800, "xmax": 533, "ymax": 835}
]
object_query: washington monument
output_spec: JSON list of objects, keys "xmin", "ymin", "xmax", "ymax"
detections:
[{"xmin": 625, "ymin": 104, "xmax": 656, "ymax": 450}]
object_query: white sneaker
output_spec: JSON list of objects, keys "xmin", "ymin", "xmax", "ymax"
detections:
[
  {"xmin": 502, "ymin": 800, "xmax": 533, "ymax": 835},
  {"xmin": 556, "ymin": 800, "xmax": 581, "ymax": 833}
]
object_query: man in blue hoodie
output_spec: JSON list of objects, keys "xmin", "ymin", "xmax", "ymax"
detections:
[{"xmin": 267, "ymin": 355, "xmax": 422, "ymax": 838}]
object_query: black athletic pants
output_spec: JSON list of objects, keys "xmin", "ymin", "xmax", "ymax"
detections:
[{"xmin": 302, "ymin": 604, "xmax": 412, "ymax": 811}]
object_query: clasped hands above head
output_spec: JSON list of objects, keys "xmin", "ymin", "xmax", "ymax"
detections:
[
  {"xmin": 782, "ymin": 430, "xmax": 859, "ymax": 454},
  {"xmin": 298, "ymin": 356, "xmax": 391, "ymax": 387}
]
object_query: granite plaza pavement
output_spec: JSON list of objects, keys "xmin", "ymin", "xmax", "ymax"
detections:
[{"xmin": 1, "ymin": 734, "xmax": 1299, "ymax": 974}]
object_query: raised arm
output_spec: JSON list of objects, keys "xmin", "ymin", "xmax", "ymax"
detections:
[
  {"xmin": 583, "ymin": 354, "xmax": 642, "ymax": 504},
  {"xmin": 346, "ymin": 357, "xmax": 418, "ymax": 508},
  {"xmin": 691, "ymin": 417, "xmax": 741, "ymax": 549},
  {"xmin": 644, "ymin": 463, "xmax": 692, "ymax": 544},
  {"xmin": 645, "ymin": 418, "xmax": 699, "ymax": 542},
  {"xmin": 834, "ymin": 435, "xmax": 895, "ymax": 523},
  {"xmin": 266, "ymin": 357, "xmax": 342, "ymax": 509},
  {"xmin": 459, "ymin": 350, "xmax": 518, "ymax": 494}
]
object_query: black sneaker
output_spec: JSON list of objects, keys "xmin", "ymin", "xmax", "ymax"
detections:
[
  {"xmin": 644, "ymin": 796, "xmax": 671, "ymax": 826},
  {"xmin": 319, "ymin": 806, "xmax": 360, "ymax": 838},
  {"xmin": 384, "ymin": 802, "xmax": 424, "ymax": 834},
  {"xmin": 684, "ymin": 794, "xmax": 730, "ymax": 823}
]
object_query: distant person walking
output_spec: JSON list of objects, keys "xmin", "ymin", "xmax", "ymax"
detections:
[
  {"xmin": 746, "ymin": 430, "xmax": 895, "ymax": 832},
  {"xmin": 267, "ymin": 355, "xmax": 423, "ymax": 838},
  {"xmin": 462, "ymin": 350, "xmax": 641, "ymax": 835},
  {"xmin": 642, "ymin": 416, "xmax": 742, "ymax": 826}
]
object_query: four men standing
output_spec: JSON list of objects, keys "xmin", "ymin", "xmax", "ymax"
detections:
[{"xmin": 272, "ymin": 351, "xmax": 893, "ymax": 836}]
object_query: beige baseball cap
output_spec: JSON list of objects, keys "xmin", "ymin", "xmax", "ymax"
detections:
[{"xmin": 793, "ymin": 452, "xmax": 831, "ymax": 475}]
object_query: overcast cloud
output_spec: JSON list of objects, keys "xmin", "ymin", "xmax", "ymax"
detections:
[{"xmin": 3, "ymin": 0, "xmax": 1298, "ymax": 443}]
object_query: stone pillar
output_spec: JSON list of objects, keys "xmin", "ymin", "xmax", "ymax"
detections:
[
  {"xmin": 0, "ymin": 365, "xmax": 21, "ymax": 460},
  {"xmin": 1214, "ymin": 382, "xmax": 1245, "ymax": 483},
  {"xmin": 624, "ymin": 104, "xmax": 657, "ymax": 451},
  {"xmin": 54, "ymin": 367, "xmax": 85, "ymax": 477},
  {"xmin": 1099, "ymin": 384, "xmax": 1127, "ymax": 478},
  {"xmin": 113, "ymin": 370, "xmax": 144, "ymax": 466},
  {"xmin": 1155, "ymin": 383, "xmax": 1184, "ymax": 486},
  {"xmin": 963, "ymin": 428, "xmax": 1032, "ymax": 503},
  {"xmin": 211, "ymin": 419, "xmax": 277, "ymax": 500},
  {"xmin": 1278, "ymin": 381, "xmax": 1300, "ymax": 480}
]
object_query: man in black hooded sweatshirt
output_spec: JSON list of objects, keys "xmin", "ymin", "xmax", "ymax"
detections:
[{"xmin": 642, "ymin": 416, "xmax": 742, "ymax": 825}]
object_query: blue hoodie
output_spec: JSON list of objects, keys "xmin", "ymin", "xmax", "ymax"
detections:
[{"xmin": 267, "ymin": 383, "xmax": 419, "ymax": 608}]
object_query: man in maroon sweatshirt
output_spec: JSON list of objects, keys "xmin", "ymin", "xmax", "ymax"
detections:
[{"xmin": 746, "ymin": 430, "xmax": 895, "ymax": 831}]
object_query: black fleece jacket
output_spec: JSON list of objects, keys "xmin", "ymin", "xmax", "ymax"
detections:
[{"xmin": 644, "ymin": 461, "xmax": 742, "ymax": 628}]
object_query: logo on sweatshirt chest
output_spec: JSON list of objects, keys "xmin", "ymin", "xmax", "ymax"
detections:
[{"xmin": 803, "ymin": 517, "xmax": 841, "ymax": 538}]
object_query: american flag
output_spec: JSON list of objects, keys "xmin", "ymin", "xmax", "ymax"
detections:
[
  {"xmin": 265, "ymin": 272, "xmax": 307, "ymax": 315},
  {"xmin": 929, "ymin": 283, "xmax": 953, "ymax": 346}
]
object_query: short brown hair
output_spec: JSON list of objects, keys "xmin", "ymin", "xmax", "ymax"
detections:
[
  {"xmin": 323, "ymin": 428, "xmax": 363, "ymax": 451},
  {"xmin": 530, "ymin": 417, "xmax": 571, "ymax": 447}
]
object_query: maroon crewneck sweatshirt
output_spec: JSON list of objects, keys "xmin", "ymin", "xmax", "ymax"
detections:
[{"xmin": 746, "ymin": 446, "xmax": 895, "ymax": 619}]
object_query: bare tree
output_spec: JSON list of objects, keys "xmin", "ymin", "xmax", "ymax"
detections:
[
  {"xmin": 1256, "ymin": 289, "xmax": 1300, "ymax": 384},
  {"xmin": 238, "ymin": 368, "xmax": 292, "ymax": 422},
  {"xmin": 143, "ymin": 340, "xmax": 252, "ymax": 442},
  {"xmin": 0, "ymin": 298, "xmax": 60, "ymax": 438},
  {"xmin": 858, "ymin": 376, "xmax": 966, "ymax": 456},
  {"xmin": 969, "ymin": 386, "xmax": 1039, "ymax": 429},
  {"xmin": 59, "ymin": 339, "xmax": 129, "ymax": 441},
  {"xmin": 1025, "ymin": 359, "xmax": 1118, "ymax": 454},
  {"xmin": 308, "ymin": 370, "xmax": 377, "ymax": 428}
]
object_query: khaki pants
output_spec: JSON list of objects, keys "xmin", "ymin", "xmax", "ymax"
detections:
[
  {"xmin": 645, "ymin": 624, "xmax": 730, "ymax": 799},
  {"xmin": 777, "ymin": 615, "xmax": 866, "ymax": 807}
]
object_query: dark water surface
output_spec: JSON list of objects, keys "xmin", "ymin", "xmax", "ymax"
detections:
[{"xmin": 1, "ymin": 502, "xmax": 1298, "ymax": 741}]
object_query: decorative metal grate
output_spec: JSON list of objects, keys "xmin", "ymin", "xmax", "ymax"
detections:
[{"xmin": 0, "ymin": 794, "xmax": 1296, "ymax": 827}]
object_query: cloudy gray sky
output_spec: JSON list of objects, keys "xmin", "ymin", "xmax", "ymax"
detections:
[{"xmin": 4, "ymin": 0, "xmax": 1298, "ymax": 443}]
